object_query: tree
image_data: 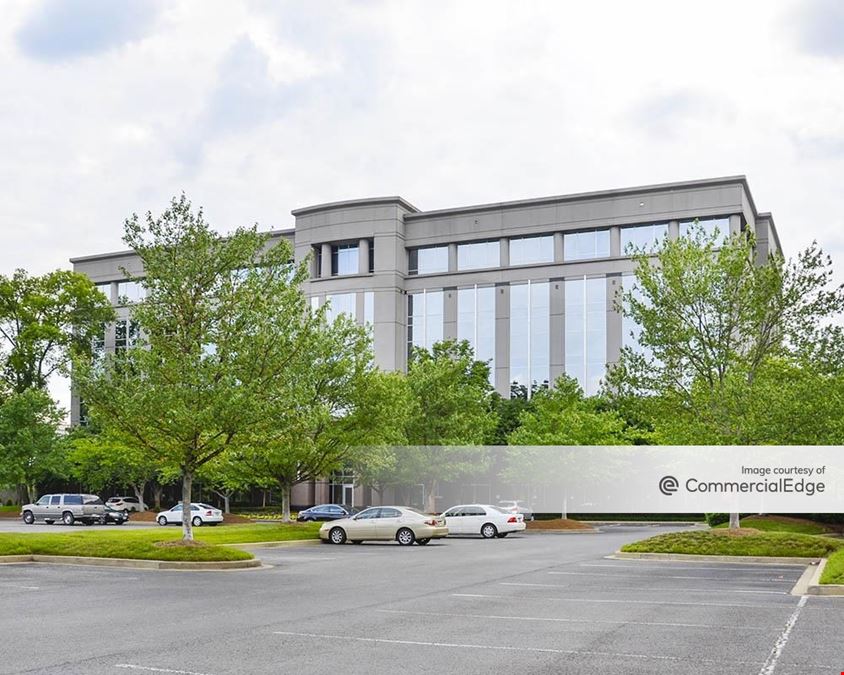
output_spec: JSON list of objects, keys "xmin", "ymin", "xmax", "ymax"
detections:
[
  {"xmin": 0, "ymin": 389, "xmax": 65, "ymax": 502},
  {"xmin": 239, "ymin": 318, "xmax": 408, "ymax": 522},
  {"xmin": 401, "ymin": 340, "xmax": 498, "ymax": 512},
  {"xmin": 198, "ymin": 453, "xmax": 255, "ymax": 514},
  {"xmin": 0, "ymin": 269, "xmax": 114, "ymax": 393},
  {"xmin": 606, "ymin": 224, "xmax": 844, "ymax": 529},
  {"xmin": 75, "ymin": 195, "xmax": 320, "ymax": 541}
]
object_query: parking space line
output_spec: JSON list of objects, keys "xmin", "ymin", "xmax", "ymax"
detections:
[
  {"xmin": 375, "ymin": 608, "xmax": 770, "ymax": 630},
  {"xmin": 582, "ymin": 563, "xmax": 803, "ymax": 573},
  {"xmin": 758, "ymin": 595, "xmax": 808, "ymax": 675},
  {"xmin": 0, "ymin": 583, "xmax": 39, "ymax": 590},
  {"xmin": 502, "ymin": 582, "xmax": 788, "ymax": 595},
  {"xmin": 115, "ymin": 665, "xmax": 214, "ymax": 675},
  {"xmin": 451, "ymin": 593, "xmax": 790, "ymax": 609},
  {"xmin": 271, "ymin": 630, "xmax": 762, "ymax": 666},
  {"xmin": 552, "ymin": 571, "xmax": 795, "ymax": 582}
]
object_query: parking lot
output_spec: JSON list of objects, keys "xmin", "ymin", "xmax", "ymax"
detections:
[{"xmin": 0, "ymin": 525, "xmax": 841, "ymax": 674}]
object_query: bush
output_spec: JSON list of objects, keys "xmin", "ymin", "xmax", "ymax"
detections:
[{"xmin": 705, "ymin": 513, "xmax": 730, "ymax": 526}]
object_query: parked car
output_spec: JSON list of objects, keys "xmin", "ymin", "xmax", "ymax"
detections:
[
  {"xmin": 441, "ymin": 504, "xmax": 526, "ymax": 538},
  {"xmin": 21, "ymin": 494, "xmax": 105, "ymax": 526},
  {"xmin": 157, "ymin": 503, "xmax": 223, "ymax": 527},
  {"xmin": 320, "ymin": 506, "xmax": 448, "ymax": 546},
  {"xmin": 297, "ymin": 504, "xmax": 359, "ymax": 522},
  {"xmin": 100, "ymin": 505, "xmax": 129, "ymax": 525},
  {"xmin": 498, "ymin": 500, "xmax": 534, "ymax": 521},
  {"xmin": 106, "ymin": 496, "xmax": 144, "ymax": 512}
]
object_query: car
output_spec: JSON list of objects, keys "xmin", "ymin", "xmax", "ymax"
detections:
[
  {"xmin": 441, "ymin": 504, "xmax": 526, "ymax": 538},
  {"xmin": 100, "ymin": 504, "xmax": 129, "ymax": 525},
  {"xmin": 106, "ymin": 496, "xmax": 144, "ymax": 512},
  {"xmin": 156, "ymin": 503, "xmax": 223, "ymax": 527},
  {"xmin": 297, "ymin": 504, "xmax": 358, "ymax": 522},
  {"xmin": 498, "ymin": 500, "xmax": 534, "ymax": 521},
  {"xmin": 319, "ymin": 506, "xmax": 448, "ymax": 546},
  {"xmin": 20, "ymin": 494, "xmax": 105, "ymax": 526}
]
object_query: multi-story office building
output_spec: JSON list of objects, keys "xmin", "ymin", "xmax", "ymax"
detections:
[{"xmin": 70, "ymin": 176, "xmax": 780, "ymax": 504}]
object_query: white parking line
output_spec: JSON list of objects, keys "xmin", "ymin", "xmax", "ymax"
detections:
[
  {"xmin": 758, "ymin": 595, "xmax": 808, "ymax": 675},
  {"xmin": 271, "ymin": 630, "xmax": 761, "ymax": 666},
  {"xmin": 376, "ymin": 608, "xmax": 769, "ymax": 630},
  {"xmin": 115, "ymin": 665, "xmax": 214, "ymax": 675},
  {"xmin": 550, "ymin": 571, "xmax": 794, "ymax": 582},
  {"xmin": 0, "ymin": 583, "xmax": 39, "ymax": 590},
  {"xmin": 451, "ymin": 593, "xmax": 789, "ymax": 609},
  {"xmin": 502, "ymin": 582, "xmax": 787, "ymax": 595},
  {"xmin": 582, "ymin": 563, "xmax": 802, "ymax": 573}
]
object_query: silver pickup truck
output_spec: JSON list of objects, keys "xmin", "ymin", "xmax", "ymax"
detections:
[{"xmin": 21, "ymin": 494, "xmax": 105, "ymax": 526}]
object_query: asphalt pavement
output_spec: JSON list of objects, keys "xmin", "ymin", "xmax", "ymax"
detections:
[{"xmin": 0, "ymin": 524, "xmax": 841, "ymax": 674}]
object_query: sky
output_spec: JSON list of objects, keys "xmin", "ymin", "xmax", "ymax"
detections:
[{"xmin": 1, "ymin": 0, "xmax": 843, "ymax": 411}]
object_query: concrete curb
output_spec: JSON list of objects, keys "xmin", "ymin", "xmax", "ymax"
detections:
[
  {"xmin": 806, "ymin": 559, "xmax": 844, "ymax": 596},
  {"xmin": 0, "ymin": 554, "xmax": 262, "ymax": 571},
  {"xmin": 584, "ymin": 521, "xmax": 704, "ymax": 526},
  {"xmin": 611, "ymin": 551, "xmax": 818, "ymax": 565},
  {"xmin": 524, "ymin": 529, "xmax": 598, "ymax": 535},
  {"xmin": 225, "ymin": 538, "xmax": 322, "ymax": 549}
]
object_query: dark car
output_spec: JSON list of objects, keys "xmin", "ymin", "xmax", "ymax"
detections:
[
  {"xmin": 297, "ymin": 504, "xmax": 358, "ymax": 522},
  {"xmin": 100, "ymin": 505, "xmax": 129, "ymax": 525}
]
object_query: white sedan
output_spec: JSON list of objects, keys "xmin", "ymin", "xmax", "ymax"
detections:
[
  {"xmin": 441, "ymin": 504, "xmax": 526, "ymax": 538},
  {"xmin": 157, "ymin": 503, "xmax": 223, "ymax": 527}
]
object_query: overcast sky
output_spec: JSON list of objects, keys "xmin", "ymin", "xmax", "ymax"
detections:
[{"xmin": 2, "ymin": 0, "xmax": 843, "ymax": 410}]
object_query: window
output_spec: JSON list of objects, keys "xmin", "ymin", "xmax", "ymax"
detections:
[
  {"xmin": 463, "ymin": 506, "xmax": 485, "ymax": 516},
  {"xmin": 409, "ymin": 246, "xmax": 449, "ymax": 275},
  {"xmin": 116, "ymin": 280, "xmax": 145, "ymax": 303},
  {"xmin": 92, "ymin": 323, "xmax": 106, "ymax": 362},
  {"xmin": 563, "ymin": 230, "xmax": 610, "ymax": 261},
  {"xmin": 565, "ymin": 276, "xmax": 606, "ymax": 396},
  {"xmin": 510, "ymin": 281, "xmax": 550, "ymax": 392},
  {"xmin": 313, "ymin": 245, "xmax": 322, "ymax": 277},
  {"xmin": 115, "ymin": 320, "xmax": 140, "ymax": 351},
  {"xmin": 509, "ymin": 235, "xmax": 554, "ymax": 266},
  {"xmin": 326, "ymin": 293, "xmax": 356, "ymax": 323},
  {"xmin": 332, "ymin": 243, "xmax": 359, "ymax": 276},
  {"xmin": 407, "ymin": 290, "xmax": 444, "ymax": 355},
  {"xmin": 95, "ymin": 282, "xmax": 112, "ymax": 302},
  {"xmin": 680, "ymin": 217, "xmax": 731, "ymax": 246},
  {"xmin": 363, "ymin": 291, "xmax": 374, "ymax": 326},
  {"xmin": 620, "ymin": 223, "xmax": 668, "ymax": 254},
  {"xmin": 36, "ymin": 495, "xmax": 50, "ymax": 505},
  {"xmin": 458, "ymin": 285, "xmax": 495, "ymax": 382},
  {"xmin": 172, "ymin": 505, "xmax": 182, "ymax": 512},
  {"xmin": 379, "ymin": 508, "xmax": 401, "ymax": 518},
  {"xmin": 457, "ymin": 241, "xmax": 500, "ymax": 270},
  {"xmin": 63, "ymin": 495, "xmax": 82, "ymax": 505},
  {"xmin": 50, "ymin": 495, "xmax": 61, "ymax": 505},
  {"xmin": 355, "ymin": 508, "xmax": 379, "ymax": 520}
]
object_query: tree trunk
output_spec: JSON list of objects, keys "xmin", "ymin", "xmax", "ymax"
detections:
[
  {"xmin": 26, "ymin": 482, "xmax": 37, "ymax": 504},
  {"xmin": 425, "ymin": 480, "xmax": 437, "ymax": 513},
  {"xmin": 152, "ymin": 483, "xmax": 163, "ymax": 511},
  {"xmin": 280, "ymin": 484, "xmax": 291, "ymax": 523},
  {"xmin": 223, "ymin": 493, "xmax": 230, "ymax": 514},
  {"xmin": 181, "ymin": 471, "xmax": 194, "ymax": 542},
  {"xmin": 561, "ymin": 492, "xmax": 568, "ymax": 520},
  {"xmin": 131, "ymin": 483, "xmax": 147, "ymax": 512},
  {"xmin": 729, "ymin": 512, "xmax": 740, "ymax": 530}
]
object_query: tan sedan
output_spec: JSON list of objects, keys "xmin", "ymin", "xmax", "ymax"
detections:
[{"xmin": 319, "ymin": 506, "xmax": 448, "ymax": 546}]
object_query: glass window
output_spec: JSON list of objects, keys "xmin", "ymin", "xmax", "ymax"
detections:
[
  {"xmin": 510, "ymin": 281, "xmax": 550, "ymax": 392},
  {"xmin": 509, "ymin": 235, "xmax": 554, "ymax": 266},
  {"xmin": 50, "ymin": 495, "xmax": 61, "ymax": 505},
  {"xmin": 326, "ymin": 293, "xmax": 356, "ymax": 323},
  {"xmin": 355, "ymin": 508, "xmax": 380, "ymax": 520},
  {"xmin": 379, "ymin": 508, "xmax": 401, "ymax": 518},
  {"xmin": 407, "ymin": 290, "xmax": 444, "ymax": 355},
  {"xmin": 680, "ymin": 217, "xmax": 731, "ymax": 246},
  {"xmin": 116, "ymin": 280, "xmax": 145, "ymax": 303},
  {"xmin": 115, "ymin": 320, "xmax": 140, "ymax": 351},
  {"xmin": 457, "ymin": 241, "xmax": 500, "ymax": 270},
  {"xmin": 620, "ymin": 223, "xmax": 668, "ymax": 254},
  {"xmin": 565, "ymin": 276, "xmax": 606, "ymax": 396},
  {"xmin": 36, "ymin": 495, "xmax": 50, "ymax": 505},
  {"xmin": 63, "ymin": 495, "xmax": 82, "ymax": 505},
  {"xmin": 95, "ymin": 282, "xmax": 112, "ymax": 302},
  {"xmin": 563, "ymin": 230, "xmax": 610, "ymax": 261},
  {"xmin": 409, "ymin": 246, "xmax": 449, "ymax": 275},
  {"xmin": 313, "ymin": 245, "xmax": 322, "ymax": 277},
  {"xmin": 92, "ymin": 323, "xmax": 106, "ymax": 362},
  {"xmin": 458, "ymin": 285, "xmax": 495, "ymax": 382},
  {"xmin": 332, "ymin": 244, "xmax": 359, "ymax": 276},
  {"xmin": 363, "ymin": 291, "xmax": 374, "ymax": 327}
]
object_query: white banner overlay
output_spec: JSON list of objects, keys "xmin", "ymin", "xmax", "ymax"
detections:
[{"xmin": 379, "ymin": 446, "xmax": 844, "ymax": 514}]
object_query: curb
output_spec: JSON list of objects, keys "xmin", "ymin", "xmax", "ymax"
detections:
[
  {"xmin": 583, "ymin": 521, "xmax": 704, "ymax": 526},
  {"xmin": 524, "ymin": 529, "xmax": 598, "ymax": 535},
  {"xmin": 225, "ymin": 538, "xmax": 322, "ymax": 549},
  {"xmin": 0, "ymin": 554, "xmax": 262, "ymax": 571},
  {"xmin": 806, "ymin": 559, "xmax": 844, "ymax": 596},
  {"xmin": 611, "ymin": 551, "xmax": 818, "ymax": 565}
]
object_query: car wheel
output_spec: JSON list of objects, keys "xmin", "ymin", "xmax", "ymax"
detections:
[
  {"xmin": 416, "ymin": 538, "xmax": 431, "ymax": 546},
  {"xmin": 496, "ymin": 532, "xmax": 509, "ymax": 538},
  {"xmin": 191, "ymin": 516, "xmax": 202, "ymax": 527},
  {"xmin": 396, "ymin": 528, "xmax": 415, "ymax": 546},
  {"xmin": 157, "ymin": 516, "xmax": 168, "ymax": 526},
  {"xmin": 481, "ymin": 523, "xmax": 498, "ymax": 539},
  {"xmin": 22, "ymin": 511, "xmax": 34, "ymax": 525},
  {"xmin": 329, "ymin": 527, "xmax": 347, "ymax": 545},
  {"xmin": 62, "ymin": 511, "xmax": 75, "ymax": 526}
]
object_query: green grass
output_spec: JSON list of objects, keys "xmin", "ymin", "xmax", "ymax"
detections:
[
  {"xmin": 0, "ymin": 522, "xmax": 319, "ymax": 562},
  {"xmin": 820, "ymin": 548, "xmax": 844, "ymax": 584},
  {"xmin": 621, "ymin": 530, "xmax": 844, "ymax": 559},
  {"xmin": 0, "ymin": 505, "xmax": 18, "ymax": 513},
  {"xmin": 713, "ymin": 517, "xmax": 829, "ymax": 536}
]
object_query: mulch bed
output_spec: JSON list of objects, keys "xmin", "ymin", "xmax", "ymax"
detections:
[{"xmin": 128, "ymin": 511, "xmax": 252, "ymax": 524}]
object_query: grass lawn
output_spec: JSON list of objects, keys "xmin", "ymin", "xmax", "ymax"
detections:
[
  {"xmin": 621, "ymin": 529, "xmax": 844, "ymax": 559},
  {"xmin": 820, "ymin": 548, "xmax": 844, "ymax": 585},
  {"xmin": 0, "ymin": 522, "xmax": 320, "ymax": 562},
  {"xmin": 713, "ymin": 516, "xmax": 830, "ymax": 536}
]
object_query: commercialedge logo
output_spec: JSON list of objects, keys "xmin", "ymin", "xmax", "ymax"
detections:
[{"xmin": 659, "ymin": 476, "xmax": 826, "ymax": 497}]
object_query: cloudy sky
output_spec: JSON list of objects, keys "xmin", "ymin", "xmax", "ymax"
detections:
[{"xmin": 1, "ymin": 0, "xmax": 843, "ymax": 408}]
